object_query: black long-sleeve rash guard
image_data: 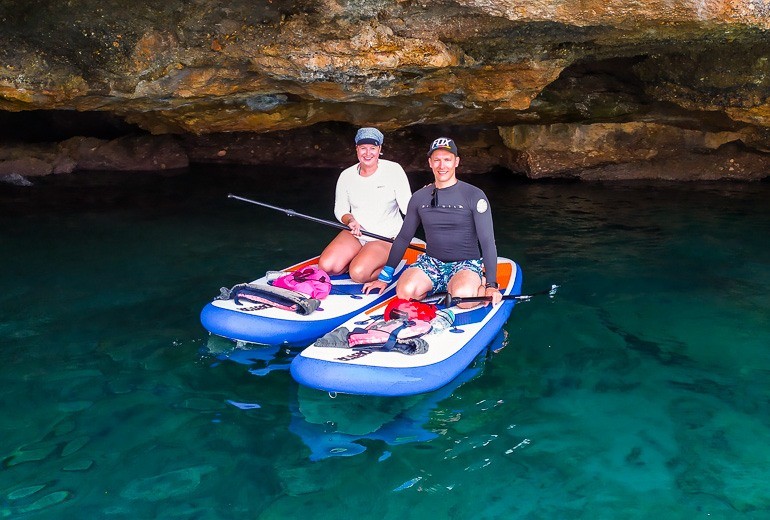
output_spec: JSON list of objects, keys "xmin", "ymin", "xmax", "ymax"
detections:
[{"xmin": 385, "ymin": 180, "xmax": 498, "ymax": 284}]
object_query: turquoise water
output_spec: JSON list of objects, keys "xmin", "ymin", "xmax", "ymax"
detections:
[{"xmin": 2, "ymin": 168, "xmax": 769, "ymax": 518}]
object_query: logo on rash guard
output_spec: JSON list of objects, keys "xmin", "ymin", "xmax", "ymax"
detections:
[{"xmin": 476, "ymin": 198, "xmax": 489, "ymax": 213}]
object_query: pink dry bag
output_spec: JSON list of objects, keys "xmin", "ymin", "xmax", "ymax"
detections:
[{"xmin": 271, "ymin": 265, "xmax": 332, "ymax": 299}]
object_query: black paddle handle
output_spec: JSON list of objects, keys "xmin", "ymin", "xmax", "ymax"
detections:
[{"xmin": 228, "ymin": 194, "xmax": 426, "ymax": 253}]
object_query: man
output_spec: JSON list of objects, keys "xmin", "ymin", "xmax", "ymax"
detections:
[{"xmin": 363, "ymin": 137, "xmax": 502, "ymax": 307}]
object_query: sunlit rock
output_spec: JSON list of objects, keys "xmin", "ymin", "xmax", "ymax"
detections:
[
  {"xmin": 1, "ymin": 0, "xmax": 770, "ymax": 180},
  {"xmin": 499, "ymin": 122, "xmax": 770, "ymax": 179}
]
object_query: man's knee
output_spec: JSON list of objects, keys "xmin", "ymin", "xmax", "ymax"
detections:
[
  {"xmin": 397, "ymin": 271, "xmax": 432, "ymax": 300},
  {"xmin": 448, "ymin": 270, "xmax": 482, "ymax": 297}
]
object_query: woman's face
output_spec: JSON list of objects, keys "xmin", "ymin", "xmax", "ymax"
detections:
[{"xmin": 356, "ymin": 144, "xmax": 380, "ymax": 167}]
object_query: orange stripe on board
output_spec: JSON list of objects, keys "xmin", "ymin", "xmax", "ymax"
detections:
[
  {"xmin": 287, "ymin": 257, "xmax": 322, "ymax": 271},
  {"xmin": 404, "ymin": 242, "xmax": 423, "ymax": 264},
  {"xmin": 495, "ymin": 261, "xmax": 512, "ymax": 287},
  {"xmin": 286, "ymin": 240, "xmax": 420, "ymax": 272},
  {"xmin": 365, "ymin": 297, "xmax": 395, "ymax": 316}
]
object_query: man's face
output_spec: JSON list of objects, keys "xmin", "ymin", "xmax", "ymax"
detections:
[{"xmin": 428, "ymin": 149, "xmax": 459, "ymax": 185}]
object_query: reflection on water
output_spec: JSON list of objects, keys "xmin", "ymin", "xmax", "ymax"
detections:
[
  {"xmin": 204, "ymin": 335, "xmax": 293, "ymax": 377},
  {"xmin": 206, "ymin": 330, "xmax": 508, "ymax": 461},
  {"xmin": 289, "ymin": 331, "xmax": 507, "ymax": 461}
]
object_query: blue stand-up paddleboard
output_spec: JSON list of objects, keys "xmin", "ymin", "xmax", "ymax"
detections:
[
  {"xmin": 290, "ymin": 257, "xmax": 523, "ymax": 396},
  {"xmin": 200, "ymin": 241, "xmax": 425, "ymax": 346}
]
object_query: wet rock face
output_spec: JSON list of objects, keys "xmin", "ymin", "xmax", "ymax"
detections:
[{"xmin": 1, "ymin": 0, "xmax": 770, "ymax": 180}]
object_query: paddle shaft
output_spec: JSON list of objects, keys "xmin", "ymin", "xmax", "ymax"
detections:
[
  {"xmin": 228, "ymin": 194, "xmax": 426, "ymax": 253},
  {"xmin": 434, "ymin": 284, "xmax": 559, "ymax": 306}
]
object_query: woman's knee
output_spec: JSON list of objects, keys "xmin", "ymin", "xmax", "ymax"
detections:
[
  {"xmin": 318, "ymin": 254, "xmax": 347, "ymax": 276},
  {"xmin": 348, "ymin": 262, "xmax": 376, "ymax": 283}
]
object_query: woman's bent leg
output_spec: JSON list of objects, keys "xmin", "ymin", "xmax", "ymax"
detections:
[
  {"xmin": 318, "ymin": 231, "xmax": 361, "ymax": 275},
  {"xmin": 348, "ymin": 240, "xmax": 391, "ymax": 283}
]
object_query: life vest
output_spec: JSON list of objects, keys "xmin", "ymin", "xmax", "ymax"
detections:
[
  {"xmin": 383, "ymin": 298, "xmax": 437, "ymax": 321},
  {"xmin": 347, "ymin": 319, "xmax": 432, "ymax": 352},
  {"xmin": 270, "ymin": 265, "xmax": 332, "ymax": 300},
  {"xmin": 312, "ymin": 308, "xmax": 454, "ymax": 355}
]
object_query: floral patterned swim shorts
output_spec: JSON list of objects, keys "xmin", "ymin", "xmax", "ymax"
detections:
[{"xmin": 410, "ymin": 254, "xmax": 483, "ymax": 293}]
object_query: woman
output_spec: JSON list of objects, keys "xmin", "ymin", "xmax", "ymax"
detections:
[{"xmin": 318, "ymin": 127, "xmax": 412, "ymax": 283}]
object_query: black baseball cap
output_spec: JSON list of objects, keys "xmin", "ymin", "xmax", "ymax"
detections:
[{"xmin": 427, "ymin": 137, "xmax": 458, "ymax": 157}]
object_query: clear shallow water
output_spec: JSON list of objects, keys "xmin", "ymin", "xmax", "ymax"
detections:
[{"xmin": 2, "ymin": 168, "xmax": 769, "ymax": 518}]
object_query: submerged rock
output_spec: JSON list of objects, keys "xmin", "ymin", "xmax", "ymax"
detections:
[
  {"xmin": 19, "ymin": 491, "xmax": 71, "ymax": 513},
  {"xmin": 7, "ymin": 485, "xmax": 47, "ymax": 501},
  {"xmin": 119, "ymin": 465, "xmax": 216, "ymax": 501}
]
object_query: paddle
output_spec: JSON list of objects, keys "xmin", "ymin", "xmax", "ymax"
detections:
[
  {"xmin": 228, "ymin": 194, "xmax": 426, "ymax": 253},
  {"xmin": 426, "ymin": 284, "xmax": 559, "ymax": 307}
]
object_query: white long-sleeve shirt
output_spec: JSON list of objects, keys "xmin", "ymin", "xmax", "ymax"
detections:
[{"xmin": 333, "ymin": 159, "xmax": 412, "ymax": 240}]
